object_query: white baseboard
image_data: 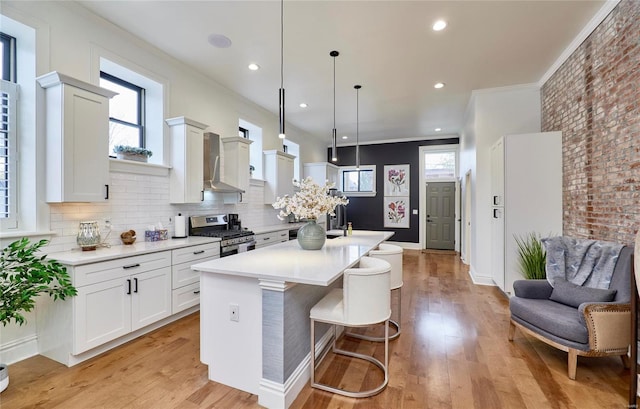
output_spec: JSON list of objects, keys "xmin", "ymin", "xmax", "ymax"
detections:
[
  {"xmin": 0, "ymin": 334, "xmax": 38, "ymax": 365},
  {"xmin": 468, "ymin": 266, "xmax": 495, "ymax": 286},
  {"xmin": 258, "ymin": 328, "xmax": 334, "ymax": 409}
]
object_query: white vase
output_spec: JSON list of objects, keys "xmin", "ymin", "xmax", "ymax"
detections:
[{"xmin": 297, "ymin": 220, "xmax": 326, "ymax": 250}]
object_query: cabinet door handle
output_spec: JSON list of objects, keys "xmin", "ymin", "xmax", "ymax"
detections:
[
  {"xmin": 493, "ymin": 209, "xmax": 501, "ymax": 219},
  {"xmin": 193, "ymin": 250, "xmax": 205, "ymax": 255},
  {"xmin": 105, "ymin": 184, "xmax": 110, "ymax": 200},
  {"xmin": 126, "ymin": 279, "xmax": 131, "ymax": 295},
  {"xmin": 123, "ymin": 263, "xmax": 141, "ymax": 269},
  {"xmin": 201, "ymin": 191, "xmax": 204, "ymax": 201},
  {"xmin": 134, "ymin": 278, "xmax": 138, "ymax": 293},
  {"xmin": 239, "ymin": 192, "xmax": 243, "ymax": 203},
  {"xmin": 193, "ymin": 290, "xmax": 201, "ymax": 294}
]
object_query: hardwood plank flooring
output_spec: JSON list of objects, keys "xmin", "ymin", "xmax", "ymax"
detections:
[{"xmin": 0, "ymin": 250, "xmax": 629, "ymax": 408}]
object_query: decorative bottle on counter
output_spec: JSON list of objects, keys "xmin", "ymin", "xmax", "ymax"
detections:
[
  {"xmin": 77, "ymin": 221, "xmax": 101, "ymax": 251},
  {"xmin": 347, "ymin": 222, "xmax": 353, "ymax": 236}
]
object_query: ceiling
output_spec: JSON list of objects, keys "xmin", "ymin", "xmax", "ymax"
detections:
[{"xmin": 78, "ymin": 0, "xmax": 605, "ymax": 144}]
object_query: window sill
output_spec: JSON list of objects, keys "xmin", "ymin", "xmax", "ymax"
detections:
[
  {"xmin": 344, "ymin": 192, "xmax": 377, "ymax": 198},
  {"xmin": 109, "ymin": 158, "xmax": 171, "ymax": 176},
  {"xmin": 0, "ymin": 230, "xmax": 55, "ymax": 240},
  {"xmin": 250, "ymin": 178, "xmax": 265, "ymax": 187}
]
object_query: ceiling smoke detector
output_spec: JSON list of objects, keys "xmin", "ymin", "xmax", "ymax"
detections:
[{"xmin": 208, "ymin": 34, "xmax": 232, "ymax": 48}]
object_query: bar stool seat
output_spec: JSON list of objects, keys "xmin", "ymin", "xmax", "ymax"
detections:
[
  {"xmin": 310, "ymin": 256, "xmax": 391, "ymax": 398},
  {"xmin": 347, "ymin": 243, "xmax": 403, "ymax": 342}
]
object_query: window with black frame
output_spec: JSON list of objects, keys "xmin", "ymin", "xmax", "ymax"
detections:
[
  {"xmin": 341, "ymin": 166, "xmax": 375, "ymax": 195},
  {"xmin": 99, "ymin": 71, "xmax": 145, "ymax": 156}
]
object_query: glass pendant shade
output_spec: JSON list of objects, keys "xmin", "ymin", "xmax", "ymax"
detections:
[
  {"xmin": 330, "ymin": 50, "xmax": 339, "ymax": 162},
  {"xmin": 355, "ymin": 84, "xmax": 361, "ymax": 170},
  {"xmin": 279, "ymin": 87, "xmax": 285, "ymax": 139},
  {"xmin": 278, "ymin": 0, "xmax": 286, "ymax": 140}
]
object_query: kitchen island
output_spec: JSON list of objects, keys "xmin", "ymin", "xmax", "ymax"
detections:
[{"xmin": 191, "ymin": 230, "xmax": 394, "ymax": 409}]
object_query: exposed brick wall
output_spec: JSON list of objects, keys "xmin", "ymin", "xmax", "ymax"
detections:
[{"xmin": 541, "ymin": 0, "xmax": 640, "ymax": 246}]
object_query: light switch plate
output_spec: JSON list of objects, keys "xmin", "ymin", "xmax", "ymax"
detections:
[{"xmin": 412, "ymin": 209, "xmax": 418, "ymax": 215}]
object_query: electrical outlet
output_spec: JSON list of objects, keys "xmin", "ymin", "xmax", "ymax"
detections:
[{"xmin": 229, "ymin": 303, "xmax": 239, "ymax": 322}]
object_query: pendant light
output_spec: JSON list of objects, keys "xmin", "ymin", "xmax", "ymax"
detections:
[
  {"xmin": 278, "ymin": 0, "xmax": 286, "ymax": 140},
  {"xmin": 330, "ymin": 50, "xmax": 339, "ymax": 162},
  {"xmin": 354, "ymin": 85, "xmax": 361, "ymax": 170}
]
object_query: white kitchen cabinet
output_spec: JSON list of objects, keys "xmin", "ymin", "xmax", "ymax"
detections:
[
  {"xmin": 72, "ymin": 252, "xmax": 172, "ymax": 354},
  {"xmin": 490, "ymin": 132, "xmax": 562, "ymax": 295},
  {"xmin": 222, "ymin": 136, "xmax": 253, "ymax": 203},
  {"xmin": 254, "ymin": 229, "xmax": 289, "ymax": 249},
  {"xmin": 171, "ymin": 243, "xmax": 220, "ymax": 313},
  {"xmin": 264, "ymin": 150, "xmax": 296, "ymax": 204},
  {"xmin": 303, "ymin": 162, "xmax": 339, "ymax": 188},
  {"xmin": 37, "ymin": 250, "xmax": 177, "ymax": 366},
  {"xmin": 166, "ymin": 116, "xmax": 208, "ymax": 203},
  {"xmin": 37, "ymin": 71, "xmax": 116, "ymax": 203}
]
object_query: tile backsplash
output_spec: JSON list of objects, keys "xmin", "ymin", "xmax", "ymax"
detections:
[{"xmin": 46, "ymin": 172, "xmax": 285, "ymax": 253}]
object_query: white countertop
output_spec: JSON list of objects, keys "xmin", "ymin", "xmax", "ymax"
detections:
[
  {"xmin": 192, "ymin": 230, "xmax": 393, "ymax": 286},
  {"xmin": 48, "ymin": 236, "xmax": 220, "ymax": 266}
]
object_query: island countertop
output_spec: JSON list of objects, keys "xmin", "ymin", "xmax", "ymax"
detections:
[{"xmin": 192, "ymin": 230, "xmax": 393, "ymax": 286}]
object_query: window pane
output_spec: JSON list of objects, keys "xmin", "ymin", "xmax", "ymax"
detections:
[
  {"xmin": 108, "ymin": 122, "xmax": 140, "ymax": 155},
  {"xmin": 343, "ymin": 171, "xmax": 360, "ymax": 192},
  {"xmin": 425, "ymin": 152, "xmax": 456, "ymax": 178},
  {"xmin": 99, "ymin": 77, "xmax": 139, "ymax": 124},
  {"xmin": 359, "ymin": 170, "xmax": 374, "ymax": 191}
]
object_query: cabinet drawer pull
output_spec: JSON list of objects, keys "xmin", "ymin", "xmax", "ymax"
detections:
[
  {"xmin": 193, "ymin": 250, "xmax": 205, "ymax": 255},
  {"xmin": 105, "ymin": 184, "xmax": 110, "ymax": 200},
  {"xmin": 263, "ymin": 237, "xmax": 270, "ymax": 241},
  {"xmin": 134, "ymin": 278, "xmax": 138, "ymax": 293},
  {"xmin": 193, "ymin": 290, "xmax": 201, "ymax": 294},
  {"xmin": 280, "ymin": 233, "xmax": 286, "ymax": 237},
  {"xmin": 122, "ymin": 263, "xmax": 141, "ymax": 269},
  {"xmin": 126, "ymin": 279, "xmax": 131, "ymax": 295}
]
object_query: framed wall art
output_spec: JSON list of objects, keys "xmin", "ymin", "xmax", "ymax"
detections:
[
  {"xmin": 384, "ymin": 164, "xmax": 409, "ymax": 196},
  {"xmin": 383, "ymin": 197, "xmax": 409, "ymax": 228}
]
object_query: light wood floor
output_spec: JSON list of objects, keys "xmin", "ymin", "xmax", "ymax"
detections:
[{"xmin": 1, "ymin": 250, "xmax": 629, "ymax": 409}]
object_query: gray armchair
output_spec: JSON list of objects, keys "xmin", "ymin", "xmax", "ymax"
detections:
[{"xmin": 509, "ymin": 245, "xmax": 633, "ymax": 380}]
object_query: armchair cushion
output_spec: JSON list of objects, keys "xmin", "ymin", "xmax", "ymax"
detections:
[
  {"xmin": 509, "ymin": 297, "xmax": 588, "ymax": 345},
  {"xmin": 549, "ymin": 277, "xmax": 617, "ymax": 308}
]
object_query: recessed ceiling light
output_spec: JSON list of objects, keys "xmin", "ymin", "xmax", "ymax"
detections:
[
  {"xmin": 299, "ymin": 103, "xmax": 308, "ymax": 108},
  {"xmin": 433, "ymin": 20, "xmax": 447, "ymax": 31},
  {"xmin": 434, "ymin": 82, "xmax": 445, "ymax": 89},
  {"xmin": 435, "ymin": 128, "xmax": 442, "ymax": 132},
  {"xmin": 342, "ymin": 135, "xmax": 348, "ymax": 139},
  {"xmin": 208, "ymin": 33, "xmax": 232, "ymax": 48},
  {"xmin": 248, "ymin": 63, "xmax": 260, "ymax": 71}
]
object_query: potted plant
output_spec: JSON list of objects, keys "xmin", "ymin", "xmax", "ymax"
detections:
[
  {"xmin": 112, "ymin": 145, "xmax": 153, "ymax": 162},
  {"xmin": 0, "ymin": 238, "xmax": 77, "ymax": 393},
  {"xmin": 249, "ymin": 165, "xmax": 255, "ymax": 177},
  {"xmin": 514, "ymin": 232, "xmax": 547, "ymax": 279}
]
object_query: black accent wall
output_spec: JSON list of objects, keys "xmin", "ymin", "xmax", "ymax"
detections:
[{"xmin": 329, "ymin": 138, "xmax": 458, "ymax": 243}]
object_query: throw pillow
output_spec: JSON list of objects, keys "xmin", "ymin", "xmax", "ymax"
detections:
[{"xmin": 549, "ymin": 277, "xmax": 617, "ymax": 308}]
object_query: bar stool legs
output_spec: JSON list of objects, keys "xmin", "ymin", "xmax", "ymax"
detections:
[{"xmin": 311, "ymin": 319, "xmax": 389, "ymax": 398}]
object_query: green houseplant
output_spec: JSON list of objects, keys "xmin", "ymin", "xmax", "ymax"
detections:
[
  {"xmin": 0, "ymin": 238, "xmax": 77, "ymax": 393},
  {"xmin": 514, "ymin": 232, "xmax": 547, "ymax": 279},
  {"xmin": 113, "ymin": 145, "xmax": 153, "ymax": 162}
]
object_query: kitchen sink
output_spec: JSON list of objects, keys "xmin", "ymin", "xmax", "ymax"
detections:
[{"xmin": 326, "ymin": 233, "xmax": 343, "ymax": 239}]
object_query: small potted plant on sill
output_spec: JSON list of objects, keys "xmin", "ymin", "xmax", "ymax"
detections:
[
  {"xmin": 0, "ymin": 238, "xmax": 77, "ymax": 393},
  {"xmin": 113, "ymin": 145, "xmax": 153, "ymax": 163},
  {"xmin": 249, "ymin": 165, "xmax": 255, "ymax": 177}
]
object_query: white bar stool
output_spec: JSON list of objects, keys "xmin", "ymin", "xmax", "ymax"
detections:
[
  {"xmin": 310, "ymin": 256, "xmax": 391, "ymax": 398},
  {"xmin": 347, "ymin": 243, "xmax": 403, "ymax": 341}
]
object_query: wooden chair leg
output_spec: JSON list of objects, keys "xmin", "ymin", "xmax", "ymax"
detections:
[
  {"xmin": 621, "ymin": 354, "xmax": 631, "ymax": 369},
  {"xmin": 568, "ymin": 349, "xmax": 578, "ymax": 380},
  {"xmin": 508, "ymin": 320, "xmax": 516, "ymax": 341}
]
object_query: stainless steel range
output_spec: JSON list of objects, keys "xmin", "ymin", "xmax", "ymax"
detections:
[{"xmin": 189, "ymin": 214, "xmax": 256, "ymax": 257}]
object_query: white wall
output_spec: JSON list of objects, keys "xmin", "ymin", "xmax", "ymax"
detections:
[
  {"xmin": 0, "ymin": 0, "xmax": 326, "ymax": 364},
  {"xmin": 459, "ymin": 85, "xmax": 541, "ymax": 285}
]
